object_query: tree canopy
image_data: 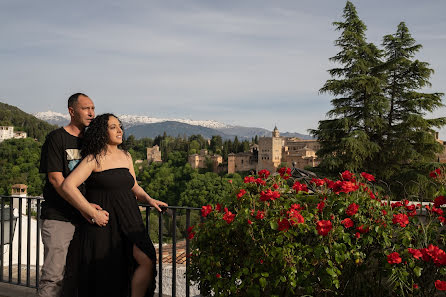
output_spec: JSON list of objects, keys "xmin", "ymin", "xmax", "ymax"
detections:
[{"xmin": 311, "ymin": 1, "xmax": 445, "ymax": 182}]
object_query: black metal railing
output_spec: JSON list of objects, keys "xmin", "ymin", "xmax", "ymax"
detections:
[{"xmin": 0, "ymin": 195, "xmax": 201, "ymax": 297}]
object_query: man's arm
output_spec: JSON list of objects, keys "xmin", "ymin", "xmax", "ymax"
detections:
[{"xmin": 48, "ymin": 172, "xmax": 65, "ymax": 197}]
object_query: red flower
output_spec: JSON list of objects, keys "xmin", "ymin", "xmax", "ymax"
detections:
[
  {"xmin": 392, "ymin": 213, "xmax": 409, "ymax": 227},
  {"xmin": 259, "ymin": 259, "xmax": 264, "ymax": 264},
  {"xmin": 387, "ymin": 252, "xmax": 402, "ymax": 264},
  {"xmin": 290, "ymin": 203, "xmax": 303, "ymax": 211},
  {"xmin": 356, "ymin": 225, "xmax": 370, "ymax": 234},
  {"xmin": 236, "ymin": 189, "xmax": 246, "ymax": 199},
  {"xmin": 341, "ymin": 218, "xmax": 354, "ymax": 228},
  {"xmin": 277, "ymin": 218, "xmax": 290, "ymax": 232},
  {"xmin": 223, "ymin": 208, "xmax": 236, "ymax": 224},
  {"xmin": 287, "ymin": 208, "xmax": 304, "ymax": 225},
  {"xmin": 391, "ymin": 201, "xmax": 403, "ymax": 209},
  {"xmin": 341, "ymin": 170, "xmax": 355, "ymax": 181},
  {"xmin": 317, "ymin": 201, "xmax": 325, "ymax": 213},
  {"xmin": 340, "ymin": 181, "xmax": 359, "ymax": 193},
  {"xmin": 255, "ymin": 210, "xmax": 265, "ymax": 220},
  {"xmin": 201, "ymin": 205, "xmax": 213, "ymax": 217},
  {"xmin": 354, "ymin": 232, "xmax": 361, "ymax": 239},
  {"xmin": 255, "ymin": 178, "xmax": 266, "ymax": 186},
  {"xmin": 228, "ymin": 179, "xmax": 232, "ymax": 184},
  {"xmin": 216, "ymin": 273, "xmax": 221, "ymax": 278},
  {"xmin": 430, "ymin": 168, "xmax": 442, "ymax": 178},
  {"xmin": 430, "ymin": 206, "xmax": 444, "ymax": 217},
  {"xmin": 292, "ymin": 181, "xmax": 308, "ymax": 193},
  {"xmin": 273, "ymin": 183, "xmax": 279, "ymax": 189},
  {"xmin": 408, "ymin": 248, "xmax": 423, "ymax": 260},
  {"xmin": 278, "ymin": 167, "xmax": 291, "ymax": 179},
  {"xmin": 247, "ymin": 219, "xmax": 252, "ymax": 225},
  {"xmin": 331, "ymin": 180, "xmax": 359, "ymax": 194},
  {"xmin": 425, "ymin": 245, "xmax": 446, "ymax": 266},
  {"xmin": 244, "ymin": 176, "xmax": 256, "ymax": 183},
  {"xmin": 311, "ymin": 178, "xmax": 326, "ymax": 186},
  {"xmin": 187, "ymin": 226, "xmax": 195, "ymax": 239},
  {"xmin": 346, "ymin": 203, "xmax": 359, "ymax": 216},
  {"xmin": 434, "ymin": 196, "xmax": 446, "ymax": 208},
  {"xmin": 360, "ymin": 172, "xmax": 375, "ymax": 181},
  {"xmin": 259, "ymin": 189, "xmax": 280, "ymax": 202},
  {"xmin": 413, "ymin": 284, "xmax": 419, "ymax": 290},
  {"xmin": 215, "ymin": 203, "xmax": 222, "ymax": 212},
  {"xmin": 382, "ymin": 210, "xmax": 387, "ymax": 216},
  {"xmin": 435, "ymin": 280, "xmax": 446, "ymax": 291},
  {"xmin": 258, "ymin": 169, "xmax": 270, "ymax": 179},
  {"xmin": 316, "ymin": 220, "xmax": 332, "ymax": 236}
]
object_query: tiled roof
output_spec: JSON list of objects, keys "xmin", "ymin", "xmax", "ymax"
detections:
[{"xmin": 155, "ymin": 240, "xmax": 188, "ymax": 265}]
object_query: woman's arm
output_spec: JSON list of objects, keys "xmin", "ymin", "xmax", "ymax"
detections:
[
  {"xmin": 127, "ymin": 153, "xmax": 168, "ymax": 212},
  {"xmin": 61, "ymin": 157, "xmax": 109, "ymax": 226}
]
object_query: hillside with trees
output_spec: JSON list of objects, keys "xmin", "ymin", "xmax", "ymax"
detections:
[{"xmin": 0, "ymin": 102, "xmax": 58, "ymax": 142}]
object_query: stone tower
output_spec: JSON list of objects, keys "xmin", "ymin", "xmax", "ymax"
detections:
[{"xmin": 271, "ymin": 126, "xmax": 283, "ymax": 168}]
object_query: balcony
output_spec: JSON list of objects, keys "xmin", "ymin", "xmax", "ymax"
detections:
[{"xmin": 0, "ymin": 195, "xmax": 201, "ymax": 297}]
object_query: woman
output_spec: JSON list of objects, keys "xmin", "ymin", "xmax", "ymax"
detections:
[{"xmin": 61, "ymin": 113, "xmax": 167, "ymax": 297}]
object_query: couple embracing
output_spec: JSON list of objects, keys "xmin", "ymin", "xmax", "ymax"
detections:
[{"xmin": 38, "ymin": 93, "xmax": 167, "ymax": 297}]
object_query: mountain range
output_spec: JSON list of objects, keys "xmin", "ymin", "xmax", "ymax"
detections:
[{"xmin": 34, "ymin": 110, "xmax": 314, "ymax": 140}]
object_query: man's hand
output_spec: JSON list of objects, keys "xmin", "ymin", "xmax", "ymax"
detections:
[
  {"xmin": 91, "ymin": 209, "xmax": 109, "ymax": 227},
  {"xmin": 90, "ymin": 203, "xmax": 102, "ymax": 211}
]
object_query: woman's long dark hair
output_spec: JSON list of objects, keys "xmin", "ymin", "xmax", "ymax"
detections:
[{"xmin": 81, "ymin": 113, "xmax": 127, "ymax": 163}]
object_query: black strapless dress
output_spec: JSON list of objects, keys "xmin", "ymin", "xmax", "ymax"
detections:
[{"xmin": 62, "ymin": 168, "xmax": 156, "ymax": 297}]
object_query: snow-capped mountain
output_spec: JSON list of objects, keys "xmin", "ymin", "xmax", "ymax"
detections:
[
  {"xmin": 34, "ymin": 111, "xmax": 229, "ymax": 129},
  {"xmin": 117, "ymin": 114, "xmax": 229, "ymax": 129},
  {"xmin": 34, "ymin": 110, "xmax": 314, "ymax": 140},
  {"xmin": 34, "ymin": 111, "xmax": 70, "ymax": 126}
]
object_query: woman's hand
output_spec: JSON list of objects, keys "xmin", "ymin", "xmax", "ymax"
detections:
[{"xmin": 148, "ymin": 197, "xmax": 168, "ymax": 213}]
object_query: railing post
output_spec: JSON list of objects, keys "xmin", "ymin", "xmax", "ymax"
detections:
[
  {"xmin": 158, "ymin": 211, "xmax": 163, "ymax": 297},
  {"xmin": 9, "ymin": 198, "xmax": 13, "ymax": 282},
  {"xmin": 1, "ymin": 198, "xmax": 5, "ymax": 282},
  {"xmin": 18, "ymin": 197, "xmax": 22, "ymax": 285},
  {"xmin": 172, "ymin": 209, "xmax": 177, "ymax": 297},
  {"xmin": 36, "ymin": 199, "xmax": 41, "ymax": 288},
  {"xmin": 26, "ymin": 199, "xmax": 31, "ymax": 287},
  {"xmin": 186, "ymin": 209, "xmax": 191, "ymax": 297}
]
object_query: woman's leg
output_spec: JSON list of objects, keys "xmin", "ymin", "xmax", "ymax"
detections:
[{"xmin": 131, "ymin": 244, "xmax": 154, "ymax": 297}]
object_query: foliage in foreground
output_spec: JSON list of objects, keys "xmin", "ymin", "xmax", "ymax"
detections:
[{"xmin": 189, "ymin": 167, "xmax": 446, "ymax": 296}]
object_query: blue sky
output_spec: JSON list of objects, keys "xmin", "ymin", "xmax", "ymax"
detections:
[{"xmin": 1, "ymin": 0, "xmax": 445, "ymax": 138}]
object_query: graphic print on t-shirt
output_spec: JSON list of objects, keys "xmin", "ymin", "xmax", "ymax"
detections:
[{"xmin": 66, "ymin": 149, "xmax": 82, "ymax": 171}]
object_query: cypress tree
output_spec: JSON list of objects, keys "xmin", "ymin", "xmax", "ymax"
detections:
[
  {"xmin": 311, "ymin": 1, "xmax": 387, "ymax": 172},
  {"xmin": 378, "ymin": 22, "xmax": 446, "ymax": 177}
]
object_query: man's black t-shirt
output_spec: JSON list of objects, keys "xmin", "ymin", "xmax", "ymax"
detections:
[{"xmin": 40, "ymin": 127, "xmax": 84, "ymax": 222}]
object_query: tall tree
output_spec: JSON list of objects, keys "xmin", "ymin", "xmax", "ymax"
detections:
[
  {"xmin": 378, "ymin": 22, "xmax": 445, "ymax": 177},
  {"xmin": 311, "ymin": 1, "xmax": 387, "ymax": 172}
]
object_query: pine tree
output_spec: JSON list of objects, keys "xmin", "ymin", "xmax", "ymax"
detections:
[
  {"xmin": 311, "ymin": 1, "xmax": 387, "ymax": 172},
  {"xmin": 378, "ymin": 22, "xmax": 445, "ymax": 177}
]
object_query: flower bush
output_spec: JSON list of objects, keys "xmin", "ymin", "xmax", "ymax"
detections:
[{"xmin": 189, "ymin": 167, "xmax": 446, "ymax": 296}]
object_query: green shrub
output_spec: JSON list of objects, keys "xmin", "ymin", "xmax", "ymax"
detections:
[{"xmin": 189, "ymin": 167, "xmax": 446, "ymax": 296}]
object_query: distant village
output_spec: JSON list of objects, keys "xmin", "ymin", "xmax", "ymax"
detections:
[
  {"xmin": 0, "ymin": 126, "xmax": 27, "ymax": 142},
  {"xmin": 146, "ymin": 127, "xmax": 446, "ymax": 174}
]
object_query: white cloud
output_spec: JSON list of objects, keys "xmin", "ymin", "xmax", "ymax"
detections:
[{"xmin": 0, "ymin": 0, "xmax": 445, "ymax": 138}]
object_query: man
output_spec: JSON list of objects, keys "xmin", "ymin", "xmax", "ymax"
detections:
[{"xmin": 38, "ymin": 93, "xmax": 97, "ymax": 297}]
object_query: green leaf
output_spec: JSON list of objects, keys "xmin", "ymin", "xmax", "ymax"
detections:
[
  {"xmin": 326, "ymin": 268, "xmax": 337, "ymax": 278},
  {"xmin": 270, "ymin": 221, "xmax": 278, "ymax": 230},
  {"xmin": 413, "ymin": 266, "xmax": 422, "ymax": 277},
  {"xmin": 259, "ymin": 277, "xmax": 267, "ymax": 288}
]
